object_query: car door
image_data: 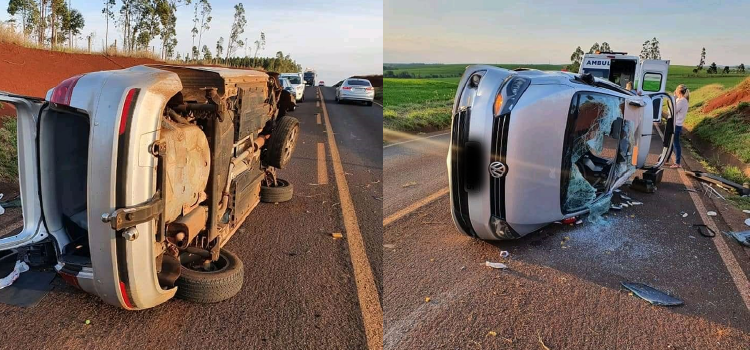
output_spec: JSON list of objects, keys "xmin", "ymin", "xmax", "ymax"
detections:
[
  {"xmin": 625, "ymin": 92, "xmax": 675, "ymax": 170},
  {"xmin": 637, "ymin": 59, "xmax": 670, "ymax": 121},
  {"xmin": 0, "ymin": 93, "xmax": 47, "ymax": 251}
]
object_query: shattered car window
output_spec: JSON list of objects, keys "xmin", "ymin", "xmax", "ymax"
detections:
[{"xmin": 563, "ymin": 93, "xmax": 626, "ymax": 217}]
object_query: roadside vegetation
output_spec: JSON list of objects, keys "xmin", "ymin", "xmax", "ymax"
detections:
[
  {"xmin": 683, "ymin": 78, "xmax": 750, "ymax": 164},
  {"xmin": 0, "ymin": 113, "xmax": 17, "ymax": 182},
  {"xmin": 383, "ymin": 78, "xmax": 457, "ymax": 132}
]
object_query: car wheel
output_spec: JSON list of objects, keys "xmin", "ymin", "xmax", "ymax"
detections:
[
  {"xmin": 265, "ymin": 116, "xmax": 300, "ymax": 169},
  {"xmin": 260, "ymin": 178, "xmax": 294, "ymax": 203},
  {"xmin": 175, "ymin": 248, "xmax": 244, "ymax": 303},
  {"xmin": 366, "ymin": 101, "xmax": 373, "ymax": 106}
]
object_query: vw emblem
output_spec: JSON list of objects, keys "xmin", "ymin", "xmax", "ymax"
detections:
[{"xmin": 488, "ymin": 161, "xmax": 507, "ymax": 178}]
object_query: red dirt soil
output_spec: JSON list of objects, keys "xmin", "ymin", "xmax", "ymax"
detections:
[
  {"xmin": 702, "ymin": 77, "xmax": 750, "ymax": 113},
  {"xmin": 0, "ymin": 42, "xmax": 160, "ymax": 99}
]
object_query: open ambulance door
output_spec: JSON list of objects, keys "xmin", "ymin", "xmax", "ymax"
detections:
[{"xmin": 637, "ymin": 59, "xmax": 670, "ymax": 122}]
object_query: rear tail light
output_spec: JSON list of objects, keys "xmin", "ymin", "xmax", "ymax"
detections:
[
  {"xmin": 50, "ymin": 74, "xmax": 84, "ymax": 105},
  {"xmin": 119, "ymin": 89, "xmax": 138, "ymax": 135},
  {"xmin": 342, "ymin": 87, "xmax": 352, "ymax": 90},
  {"xmin": 366, "ymin": 87, "xmax": 374, "ymax": 91}
]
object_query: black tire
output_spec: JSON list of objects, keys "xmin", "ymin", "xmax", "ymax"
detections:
[
  {"xmin": 175, "ymin": 249, "xmax": 244, "ymax": 303},
  {"xmin": 265, "ymin": 116, "xmax": 299, "ymax": 169},
  {"xmin": 366, "ymin": 101, "xmax": 373, "ymax": 106},
  {"xmin": 260, "ymin": 178, "xmax": 293, "ymax": 203}
]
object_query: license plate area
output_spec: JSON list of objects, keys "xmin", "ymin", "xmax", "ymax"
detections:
[{"xmin": 463, "ymin": 141, "xmax": 483, "ymax": 192}]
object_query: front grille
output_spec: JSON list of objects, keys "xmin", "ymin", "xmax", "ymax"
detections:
[
  {"xmin": 490, "ymin": 113, "xmax": 511, "ymax": 220},
  {"xmin": 450, "ymin": 107, "xmax": 475, "ymax": 236}
]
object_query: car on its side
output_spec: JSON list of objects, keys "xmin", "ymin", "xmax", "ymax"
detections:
[
  {"xmin": 448, "ymin": 65, "xmax": 673, "ymax": 240},
  {"xmin": 0, "ymin": 65, "xmax": 300, "ymax": 309},
  {"xmin": 319, "ymin": 81, "xmax": 325, "ymax": 86},
  {"xmin": 280, "ymin": 73, "xmax": 305, "ymax": 101},
  {"xmin": 335, "ymin": 78, "xmax": 375, "ymax": 106}
]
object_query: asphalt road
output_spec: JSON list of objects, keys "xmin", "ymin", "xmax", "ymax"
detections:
[
  {"xmin": 383, "ymin": 126, "xmax": 750, "ymax": 349},
  {"xmin": 0, "ymin": 86, "xmax": 383, "ymax": 349}
]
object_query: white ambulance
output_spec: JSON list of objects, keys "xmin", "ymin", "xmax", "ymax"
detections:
[{"xmin": 579, "ymin": 52, "xmax": 670, "ymax": 121}]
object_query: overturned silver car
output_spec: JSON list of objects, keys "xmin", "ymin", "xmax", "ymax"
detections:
[{"xmin": 448, "ymin": 65, "xmax": 674, "ymax": 240}]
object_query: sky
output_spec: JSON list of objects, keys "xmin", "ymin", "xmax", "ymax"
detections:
[
  {"xmin": 0, "ymin": 0, "xmax": 383, "ymax": 84},
  {"xmin": 385, "ymin": 0, "xmax": 750, "ymax": 66}
]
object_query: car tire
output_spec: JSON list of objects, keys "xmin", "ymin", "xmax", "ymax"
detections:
[
  {"xmin": 175, "ymin": 249, "xmax": 244, "ymax": 303},
  {"xmin": 260, "ymin": 178, "xmax": 293, "ymax": 203},
  {"xmin": 265, "ymin": 116, "xmax": 300, "ymax": 169},
  {"xmin": 366, "ymin": 101, "xmax": 373, "ymax": 106}
]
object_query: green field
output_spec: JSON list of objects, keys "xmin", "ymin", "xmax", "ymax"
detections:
[
  {"xmin": 384, "ymin": 63, "xmax": 750, "ymax": 133},
  {"xmin": 383, "ymin": 79, "xmax": 458, "ymax": 131}
]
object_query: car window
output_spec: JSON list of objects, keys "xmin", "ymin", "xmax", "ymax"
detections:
[
  {"xmin": 304, "ymin": 72, "xmax": 314, "ymax": 78},
  {"xmin": 279, "ymin": 78, "xmax": 290, "ymax": 87},
  {"xmin": 561, "ymin": 92, "xmax": 627, "ymax": 213},
  {"xmin": 346, "ymin": 80, "xmax": 371, "ymax": 86},
  {"xmin": 283, "ymin": 76, "xmax": 301, "ymax": 84}
]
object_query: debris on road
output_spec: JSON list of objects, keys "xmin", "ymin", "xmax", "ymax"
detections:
[
  {"xmin": 331, "ymin": 233, "xmax": 344, "ymax": 239},
  {"xmin": 401, "ymin": 181, "xmax": 418, "ymax": 188},
  {"xmin": 484, "ymin": 261, "xmax": 508, "ymax": 270},
  {"xmin": 499, "ymin": 251, "xmax": 509, "ymax": 258},
  {"xmin": 424, "ymin": 297, "xmax": 431, "ymax": 303},
  {"xmin": 680, "ymin": 212, "xmax": 688, "ymax": 218},
  {"xmin": 687, "ymin": 170, "xmax": 750, "ymax": 196},
  {"xmin": 383, "ymin": 244, "xmax": 395, "ymax": 249},
  {"xmin": 537, "ymin": 331, "xmax": 551, "ymax": 350},
  {"xmin": 85, "ymin": 320, "xmax": 91, "ymax": 325},
  {"xmin": 487, "ymin": 331, "xmax": 497, "ymax": 337},
  {"xmin": 693, "ymin": 224, "xmax": 716, "ymax": 238},
  {"xmin": 0, "ymin": 260, "xmax": 30, "ymax": 290},
  {"xmin": 700, "ymin": 183, "xmax": 726, "ymax": 200},
  {"xmin": 727, "ymin": 230, "xmax": 750, "ymax": 247},
  {"xmin": 743, "ymin": 209, "xmax": 750, "ymax": 214},
  {"xmin": 630, "ymin": 201, "xmax": 643, "ymax": 206},
  {"xmin": 621, "ymin": 282, "xmax": 684, "ymax": 306},
  {"xmin": 707, "ymin": 211, "xmax": 717, "ymax": 217},
  {"xmin": 745, "ymin": 218, "xmax": 750, "ymax": 227}
]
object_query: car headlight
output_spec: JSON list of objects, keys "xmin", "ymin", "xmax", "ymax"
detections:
[{"xmin": 494, "ymin": 76, "xmax": 530, "ymax": 116}]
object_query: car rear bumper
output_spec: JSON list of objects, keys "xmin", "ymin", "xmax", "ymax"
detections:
[{"xmin": 339, "ymin": 91, "xmax": 374, "ymax": 102}]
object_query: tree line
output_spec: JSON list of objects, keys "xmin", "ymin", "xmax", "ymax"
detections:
[
  {"xmin": 7, "ymin": 0, "xmax": 85, "ymax": 48},
  {"xmin": 5, "ymin": 0, "xmax": 302, "ymax": 71}
]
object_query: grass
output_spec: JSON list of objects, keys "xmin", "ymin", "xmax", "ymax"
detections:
[
  {"xmin": 383, "ymin": 78, "xmax": 458, "ymax": 132},
  {"xmin": 684, "ymin": 78, "xmax": 750, "ymax": 163},
  {"xmin": 0, "ymin": 23, "xmax": 161, "ymax": 61},
  {"xmin": 384, "ymin": 100, "xmax": 453, "ymax": 132},
  {"xmin": 384, "ymin": 63, "xmax": 565, "ymax": 78},
  {"xmin": 0, "ymin": 115, "xmax": 17, "ymax": 182}
]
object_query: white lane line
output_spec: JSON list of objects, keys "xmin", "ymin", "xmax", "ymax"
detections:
[
  {"xmin": 383, "ymin": 132, "xmax": 450, "ymax": 149},
  {"xmin": 317, "ymin": 142, "xmax": 328, "ymax": 185},
  {"xmin": 384, "ymin": 187, "xmax": 450, "ymax": 226},
  {"xmin": 318, "ymin": 87, "xmax": 382, "ymax": 349},
  {"xmin": 656, "ymin": 123, "xmax": 750, "ymax": 311}
]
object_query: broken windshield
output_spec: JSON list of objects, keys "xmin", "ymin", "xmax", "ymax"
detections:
[{"xmin": 562, "ymin": 92, "xmax": 626, "ymax": 216}]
